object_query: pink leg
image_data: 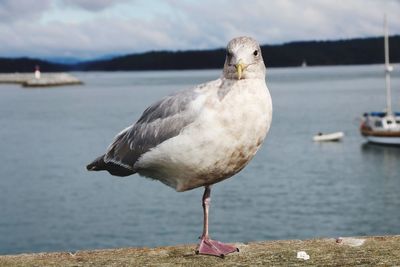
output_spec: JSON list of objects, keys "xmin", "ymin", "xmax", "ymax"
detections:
[{"xmin": 195, "ymin": 186, "xmax": 239, "ymax": 258}]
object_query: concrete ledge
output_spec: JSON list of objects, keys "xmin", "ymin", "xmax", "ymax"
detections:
[
  {"xmin": 1, "ymin": 235, "xmax": 399, "ymax": 266},
  {"xmin": 0, "ymin": 73, "xmax": 82, "ymax": 87}
]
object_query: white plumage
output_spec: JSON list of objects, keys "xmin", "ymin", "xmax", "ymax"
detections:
[{"xmin": 136, "ymin": 78, "xmax": 272, "ymax": 191}]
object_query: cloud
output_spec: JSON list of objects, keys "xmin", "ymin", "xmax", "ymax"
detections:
[
  {"xmin": 166, "ymin": 0, "xmax": 400, "ymax": 46},
  {"xmin": 0, "ymin": 0, "xmax": 52, "ymax": 22},
  {"xmin": 60, "ymin": 0, "xmax": 130, "ymax": 12},
  {"xmin": 0, "ymin": 0, "xmax": 399, "ymax": 59}
]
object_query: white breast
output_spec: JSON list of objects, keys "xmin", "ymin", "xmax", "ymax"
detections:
[{"xmin": 135, "ymin": 78, "xmax": 272, "ymax": 192}]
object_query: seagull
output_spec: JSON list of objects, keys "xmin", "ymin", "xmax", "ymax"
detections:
[{"xmin": 87, "ymin": 36, "xmax": 272, "ymax": 258}]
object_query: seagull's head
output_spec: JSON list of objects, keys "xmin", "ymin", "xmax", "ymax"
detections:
[{"xmin": 223, "ymin": 36, "xmax": 266, "ymax": 80}]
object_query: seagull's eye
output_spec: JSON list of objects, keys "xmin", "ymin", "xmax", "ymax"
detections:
[
  {"xmin": 253, "ymin": 50, "xmax": 258, "ymax": 56},
  {"xmin": 226, "ymin": 51, "xmax": 232, "ymax": 58}
]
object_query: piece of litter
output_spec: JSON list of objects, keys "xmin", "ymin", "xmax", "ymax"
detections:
[{"xmin": 297, "ymin": 251, "xmax": 310, "ymax": 260}]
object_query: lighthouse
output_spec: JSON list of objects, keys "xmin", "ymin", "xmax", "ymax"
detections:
[{"xmin": 34, "ymin": 65, "xmax": 41, "ymax": 79}]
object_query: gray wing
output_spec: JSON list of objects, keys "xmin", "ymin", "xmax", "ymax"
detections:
[{"xmin": 103, "ymin": 89, "xmax": 200, "ymax": 170}]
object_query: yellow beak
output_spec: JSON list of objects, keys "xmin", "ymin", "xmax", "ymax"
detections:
[{"xmin": 235, "ymin": 60, "xmax": 245, "ymax": 80}]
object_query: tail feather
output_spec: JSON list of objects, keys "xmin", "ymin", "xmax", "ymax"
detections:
[
  {"xmin": 86, "ymin": 155, "xmax": 106, "ymax": 171},
  {"xmin": 86, "ymin": 154, "xmax": 135, "ymax": 177}
]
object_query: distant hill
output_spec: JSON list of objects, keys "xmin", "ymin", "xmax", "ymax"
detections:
[
  {"xmin": 0, "ymin": 57, "xmax": 69, "ymax": 73},
  {"xmin": 1, "ymin": 35, "xmax": 399, "ymax": 73},
  {"xmin": 262, "ymin": 36, "xmax": 400, "ymax": 67}
]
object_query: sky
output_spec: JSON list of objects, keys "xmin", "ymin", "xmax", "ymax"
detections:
[{"xmin": 0, "ymin": 0, "xmax": 400, "ymax": 60}]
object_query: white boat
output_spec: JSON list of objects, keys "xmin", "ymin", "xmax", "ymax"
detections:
[
  {"xmin": 360, "ymin": 15, "xmax": 400, "ymax": 146},
  {"xmin": 360, "ymin": 112, "xmax": 400, "ymax": 145},
  {"xmin": 313, "ymin": 132, "xmax": 344, "ymax": 142}
]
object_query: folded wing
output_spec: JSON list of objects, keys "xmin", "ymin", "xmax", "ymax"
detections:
[{"xmin": 103, "ymin": 89, "xmax": 200, "ymax": 173}]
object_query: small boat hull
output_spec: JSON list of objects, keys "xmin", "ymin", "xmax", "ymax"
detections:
[
  {"xmin": 313, "ymin": 132, "xmax": 344, "ymax": 142},
  {"xmin": 365, "ymin": 135, "xmax": 400, "ymax": 145}
]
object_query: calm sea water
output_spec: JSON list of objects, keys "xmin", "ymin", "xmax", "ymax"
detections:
[{"xmin": 0, "ymin": 65, "xmax": 399, "ymax": 255}]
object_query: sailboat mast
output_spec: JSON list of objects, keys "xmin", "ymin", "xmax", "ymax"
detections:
[{"xmin": 384, "ymin": 14, "xmax": 393, "ymax": 115}]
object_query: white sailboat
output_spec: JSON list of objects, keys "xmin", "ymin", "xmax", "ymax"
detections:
[{"xmin": 360, "ymin": 16, "xmax": 400, "ymax": 145}]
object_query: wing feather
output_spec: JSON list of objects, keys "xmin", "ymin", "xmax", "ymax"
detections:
[{"xmin": 104, "ymin": 89, "xmax": 200, "ymax": 170}]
